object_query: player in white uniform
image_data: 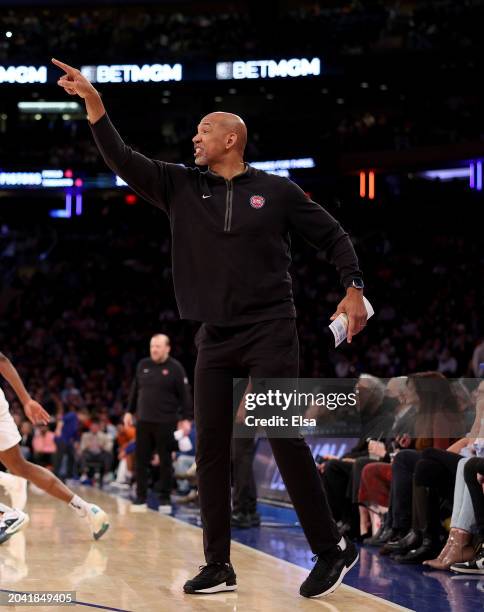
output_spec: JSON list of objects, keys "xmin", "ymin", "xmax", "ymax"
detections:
[{"xmin": 0, "ymin": 351, "xmax": 109, "ymax": 543}]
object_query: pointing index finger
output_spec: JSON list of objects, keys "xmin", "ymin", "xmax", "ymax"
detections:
[{"xmin": 51, "ymin": 58, "xmax": 77, "ymax": 74}]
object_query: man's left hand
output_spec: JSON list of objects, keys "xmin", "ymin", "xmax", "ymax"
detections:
[
  {"xmin": 24, "ymin": 399, "xmax": 50, "ymax": 425},
  {"xmin": 330, "ymin": 288, "xmax": 367, "ymax": 343}
]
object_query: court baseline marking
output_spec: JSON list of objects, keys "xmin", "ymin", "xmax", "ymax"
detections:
[{"xmin": 0, "ymin": 589, "xmax": 133, "ymax": 612}]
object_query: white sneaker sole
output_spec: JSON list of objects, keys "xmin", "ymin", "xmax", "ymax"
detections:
[
  {"xmin": 187, "ymin": 583, "xmax": 237, "ymax": 594},
  {"xmin": 451, "ymin": 566, "xmax": 484, "ymax": 575},
  {"xmin": 307, "ymin": 553, "xmax": 359, "ymax": 598}
]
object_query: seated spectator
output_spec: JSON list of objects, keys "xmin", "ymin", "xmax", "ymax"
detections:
[
  {"xmin": 358, "ymin": 376, "xmax": 416, "ymax": 538},
  {"xmin": 379, "ymin": 372, "xmax": 466, "ymax": 562},
  {"xmin": 19, "ymin": 421, "xmax": 34, "ymax": 460},
  {"xmin": 319, "ymin": 374, "xmax": 392, "ymax": 536},
  {"xmin": 32, "ymin": 424, "xmax": 57, "ymax": 467},
  {"xmin": 423, "ymin": 381, "xmax": 484, "ymax": 569},
  {"xmin": 173, "ymin": 422, "xmax": 196, "ymax": 496},
  {"xmin": 451, "ymin": 454, "xmax": 484, "ymax": 574},
  {"xmin": 79, "ymin": 418, "xmax": 113, "ymax": 485},
  {"xmin": 113, "ymin": 418, "xmax": 136, "ymax": 488}
]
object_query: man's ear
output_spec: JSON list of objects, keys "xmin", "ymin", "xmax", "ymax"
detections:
[{"xmin": 226, "ymin": 132, "xmax": 237, "ymax": 150}]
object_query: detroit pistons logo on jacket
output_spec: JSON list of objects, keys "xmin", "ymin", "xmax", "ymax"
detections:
[{"xmin": 250, "ymin": 195, "xmax": 265, "ymax": 209}]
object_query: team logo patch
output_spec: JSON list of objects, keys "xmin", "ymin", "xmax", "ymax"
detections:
[
  {"xmin": 162, "ymin": 369, "xmax": 169, "ymax": 376},
  {"xmin": 250, "ymin": 195, "xmax": 265, "ymax": 209}
]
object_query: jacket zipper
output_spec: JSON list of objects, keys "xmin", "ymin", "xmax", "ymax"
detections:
[{"xmin": 224, "ymin": 179, "xmax": 233, "ymax": 232}]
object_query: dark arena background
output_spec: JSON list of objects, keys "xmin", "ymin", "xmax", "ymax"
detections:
[{"xmin": 0, "ymin": 1, "xmax": 483, "ymax": 611}]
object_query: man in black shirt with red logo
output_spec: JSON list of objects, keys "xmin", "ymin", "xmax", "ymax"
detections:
[
  {"xmin": 54, "ymin": 58, "xmax": 368, "ymax": 599},
  {"xmin": 126, "ymin": 334, "xmax": 192, "ymax": 514}
]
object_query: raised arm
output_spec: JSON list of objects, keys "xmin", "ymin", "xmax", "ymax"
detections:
[
  {"xmin": 52, "ymin": 58, "xmax": 105, "ymax": 123},
  {"xmin": 0, "ymin": 352, "xmax": 50, "ymax": 425},
  {"xmin": 52, "ymin": 58, "xmax": 184, "ymax": 212}
]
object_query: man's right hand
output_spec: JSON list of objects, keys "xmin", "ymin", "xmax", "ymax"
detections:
[{"xmin": 52, "ymin": 58, "xmax": 97, "ymax": 99}]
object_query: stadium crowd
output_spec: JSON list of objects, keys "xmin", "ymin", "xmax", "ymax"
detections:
[
  {"xmin": 2, "ymin": 0, "xmax": 484, "ymax": 167},
  {"xmin": 2, "ymin": 0, "xmax": 484, "ymax": 63}
]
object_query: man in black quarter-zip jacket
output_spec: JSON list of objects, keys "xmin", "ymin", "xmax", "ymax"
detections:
[{"xmin": 54, "ymin": 57, "xmax": 368, "ymax": 599}]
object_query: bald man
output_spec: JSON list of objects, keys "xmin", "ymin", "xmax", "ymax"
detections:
[
  {"xmin": 126, "ymin": 334, "xmax": 192, "ymax": 513},
  {"xmin": 54, "ymin": 58, "xmax": 367, "ymax": 599}
]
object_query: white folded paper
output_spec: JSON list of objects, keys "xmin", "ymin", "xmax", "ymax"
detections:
[{"xmin": 329, "ymin": 296, "xmax": 374, "ymax": 347}]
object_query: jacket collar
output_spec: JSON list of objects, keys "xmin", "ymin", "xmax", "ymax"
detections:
[{"xmin": 204, "ymin": 163, "xmax": 255, "ymax": 182}]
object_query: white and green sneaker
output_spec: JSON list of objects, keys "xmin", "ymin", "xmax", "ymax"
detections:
[
  {"xmin": 86, "ymin": 504, "xmax": 109, "ymax": 540},
  {"xmin": 0, "ymin": 509, "xmax": 30, "ymax": 545}
]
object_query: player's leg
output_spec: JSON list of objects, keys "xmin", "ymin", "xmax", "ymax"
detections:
[
  {"xmin": 0, "ymin": 443, "xmax": 109, "ymax": 540},
  {"xmin": 0, "ymin": 470, "xmax": 27, "ymax": 510},
  {"xmin": 246, "ymin": 318, "xmax": 358, "ymax": 598},
  {"xmin": 183, "ymin": 325, "xmax": 238, "ymax": 594},
  {"xmin": 131, "ymin": 420, "xmax": 152, "ymax": 510},
  {"xmin": 154, "ymin": 422, "xmax": 175, "ymax": 513}
]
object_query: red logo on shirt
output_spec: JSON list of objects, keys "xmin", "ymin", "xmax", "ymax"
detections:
[
  {"xmin": 162, "ymin": 369, "xmax": 169, "ymax": 376},
  {"xmin": 250, "ymin": 195, "xmax": 265, "ymax": 209}
]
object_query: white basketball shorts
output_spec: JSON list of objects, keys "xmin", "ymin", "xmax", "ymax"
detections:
[{"xmin": 0, "ymin": 389, "xmax": 22, "ymax": 452}]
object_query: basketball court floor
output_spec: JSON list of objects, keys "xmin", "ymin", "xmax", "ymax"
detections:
[{"xmin": 0, "ymin": 486, "xmax": 412, "ymax": 612}]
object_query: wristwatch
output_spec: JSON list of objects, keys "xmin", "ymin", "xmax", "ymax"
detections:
[{"xmin": 348, "ymin": 278, "xmax": 364, "ymax": 290}]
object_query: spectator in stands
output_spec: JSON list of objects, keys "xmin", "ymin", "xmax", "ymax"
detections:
[
  {"xmin": 79, "ymin": 418, "xmax": 113, "ymax": 484},
  {"xmin": 319, "ymin": 374, "xmax": 392, "ymax": 535},
  {"xmin": 19, "ymin": 421, "xmax": 34, "ymax": 460},
  {"xmin": 357, "ymin": 376, "xmax": 416, "ymax": 539},
  {"xmin": 451, "ymin": 454, "xmax": 484, "ymax": 574},
  {"xmin": 379, "ymin": 373, "xmax": 465, "ymax": 561},
  {"xmin": 53, "ymin": 404, "xmax": 80, "ymax": 481},
  {"xmin": 32, "ymin": 424, "xmax": 56, "ymax": 467},
  {"xmin": 112, "ymin": 417, "xmax": 136, "ymax": 488},
  {"xmin": 472, "ymin": 339, "xmax": 484, "ymax": 377},
  {"xmin": 423, "ymin": 381, "xmax": 484, "ymax": 569}
]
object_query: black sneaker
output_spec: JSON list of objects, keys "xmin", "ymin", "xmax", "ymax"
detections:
[
  {"xmin": 183, "ymin": 562, "xmax": 237, "ymax": 594},
  {"xmin": 231, "ymin": 512, "xmax": 251, "ymax": 528},
  {"xmin": 300, "ymin": 538, "xmax": 359, "ymax": 598},
  {"xmin": 248, "ymin": 511, "xmax": 261, "ymax": 527},
  {"xmin": 451, "ymin": 542, "xmax": 484, "ymax": 575}
]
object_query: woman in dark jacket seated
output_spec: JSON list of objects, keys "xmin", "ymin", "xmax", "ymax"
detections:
[{"xmin": 378, "ymin": 372, "xmax": 465, "ymax": 563}]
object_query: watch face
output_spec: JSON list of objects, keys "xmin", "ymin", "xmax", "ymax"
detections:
[{"xmin": 352, "ymin": 279, "xmax": 364, "ymax": 289}]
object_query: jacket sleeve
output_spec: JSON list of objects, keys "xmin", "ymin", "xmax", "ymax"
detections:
[
  {"xmin": 89, "ymin": 113, "xmax": 188, "ymax": 213},
  {"xmin": 173, "ymin": 363, "xmax": 193, "ymax": 420},
  {"xmin": 284, "ymin": 179, "xmax": 363, "ymax": 288},
  {"xmin": 127, "ymin": 366, "xmax": 139, "ymax": 415}
]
